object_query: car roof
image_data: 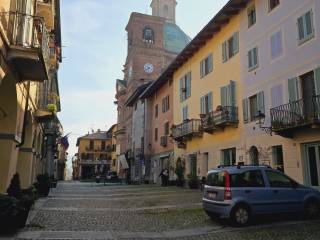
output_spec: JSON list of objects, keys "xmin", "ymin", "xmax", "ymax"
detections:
[{"xmin": 207, "ymin": 165, "xmax": 273, "ymax": 174}]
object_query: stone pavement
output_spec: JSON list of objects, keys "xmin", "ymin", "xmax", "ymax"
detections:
[{"xmin": 10, "ymin": 181, "xmax": 320, "ymax": 239}]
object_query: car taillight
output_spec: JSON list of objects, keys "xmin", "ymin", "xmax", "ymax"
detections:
[{"xmin": 224, "ymin": 171, "xmax": 232, "ymax": 200}]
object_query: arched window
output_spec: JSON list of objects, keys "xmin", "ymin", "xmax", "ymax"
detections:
[
  {"xmin": 143, "ymin": 27, "xmax": 154, "ymax": 43},
  {"xmin": 249, "ymin": 146, "xmax": 259, "ymax": 165}
]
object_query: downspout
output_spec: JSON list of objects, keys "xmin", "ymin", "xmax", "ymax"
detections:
[{"xmin": 16, "ymin": 81, "xmax": 30, "ymax": 148}]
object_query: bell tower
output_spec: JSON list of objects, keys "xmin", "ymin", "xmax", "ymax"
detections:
[{"xmin": 150, "ymin": 0, "xmax": 177, "ymax": 24}]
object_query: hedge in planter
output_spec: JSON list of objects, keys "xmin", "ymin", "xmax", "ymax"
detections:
[
  {"xmin": 175, "ymin": 157, "xmax": 185, "ymax": 187},
  {"xmin": 7, "ymin": 173, "xmax": 22, "ymax": 199},
  {"xmin": 0, "ymin": 194, "xmax": 20, "ymax": 233},
  {"xmin": 34, "ymin": 174, "xmax": 50, "ymax": 197}
]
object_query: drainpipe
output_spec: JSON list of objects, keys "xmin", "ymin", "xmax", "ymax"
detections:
[{"xmin": 16, "ymin": 81, "xmax": 30, "ymax": 148}]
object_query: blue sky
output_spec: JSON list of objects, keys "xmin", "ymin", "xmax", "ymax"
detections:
[{"xmin": 58, "ymin": 0, "xmax": 229, "ymax": 170}]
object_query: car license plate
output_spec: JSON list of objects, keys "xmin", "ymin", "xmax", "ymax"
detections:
[{"xmin": 208, "ymin": 192, "xmax": 216, "ymax": 199}]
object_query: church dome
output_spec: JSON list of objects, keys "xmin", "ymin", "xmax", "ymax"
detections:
[{"xmin": 163, "ymin": 23, "xmax": 191, "ymax": 54}]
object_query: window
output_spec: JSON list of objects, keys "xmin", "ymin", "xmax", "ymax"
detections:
[
  {"xmin": 271, "ymin": 31, "xmax": 283, "ymax": 59},
  {"xmin": 180, "ymin": 72, "xmax": 191, "ymax": 102},
  {"xmin": 271, "ymin": 84, "xmax": 283, "ymax": 108},
  {"xmin": 200, "ymin": 92, "xmax": 213, "ymax": 114},
  {"xmin": 221, "ymin": 148, "xmax": 236, "ymax": 166},
  {"xmin": 231, "ymin": 170, "xmax": 265, "ymax": 187},
  {"xmin": 222, "ymin": 32, "xmax": 239, "ymax": 62},
  {"xmin": 207, "ymin": 171, "xmax": 225, "ymax": 187},
  {"xmin": 272, "ymin": 146, "xmax": 284, "ymax": 172},
  {"xmin": 182, "ymin": 106, "xmax": 188, "ymax": 121},
  {"xmin": 297, "ymin": 10, "xmax": 314, "ymax": 44},
  {"xmin": 154, "ymin": 128, "xmax": 158, "ymax": 141},
  {"xmin": 155, "ymin": 104, "xmax": 158, "ymax": 118},
  {"xmin": 247, "ymin": 4, "xmax": 256, "ymax": 28},
  {"xmin": 243, "ymin": 91, "xmax": 265, "ymax": 123},
  {"xmin": 221, "ymin": 81, "xmax": 236, "ymax": 107},
  {"xmin": 162, "ymin": 95, "xmax": 170, "ymax": 113},
  {"xmin": 248, "ymin": 47, "xmax": 259, "ymax": 71},
  {"xmin": 143, "ymin": 27, "xmax": 154, "ymax": 43},
  {"xmin": 266, "ymin": 170, "xmax": 295, "ymax": 188},
  {"xmin": 200, "ymin": 53, "xmax": 213, "ymax": 78},
  {"xmin": 164, "ymin": 122, "xmax": 170, "ymax": 136},
  {"xmin": 269, "ymin": 0, "xmax": 280, "ymax": 11},
  {"xmin": 89, "ymin": 140, "xmax": 94, "ymax": 150},
  {"xmin": 101, "ymin": 141, "xmax": 106, "ymax": 150}
]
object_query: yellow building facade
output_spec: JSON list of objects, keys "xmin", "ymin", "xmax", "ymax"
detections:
[
  {"xmin": 76, "ymin": 130, "xmax": 113, "ymax": 179},
  {"xmin": 0, "ymin": 0, "xmax": 62, "ymax": 192},
  {"xmin": 171, "ymin": 6, "xmax": 245, "ymax": 179}
]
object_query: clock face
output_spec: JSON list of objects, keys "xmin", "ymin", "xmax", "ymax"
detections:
[{"xmin": 144, "ymin": 63, "xmax": 154, "ymax": 74}]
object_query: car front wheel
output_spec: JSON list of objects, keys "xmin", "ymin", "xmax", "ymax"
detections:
[
  {"xmin": 231, "ymin": 205, "xmax": 251, "ymax": 227},
  {"xmin": 304, "ymin": 199, "xmax": 320, "ymax": 219}
]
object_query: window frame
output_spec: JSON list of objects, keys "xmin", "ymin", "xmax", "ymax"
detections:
[
  {"xmin": 270, "ymin": 30, "xmax": 283, "ymax": 60},
  {"xmin": 200, "ymin": 53, "xmax": 213, "ymax": 78},
  {"xmin": 248, "ymin": 46, "xmax": 259, "ymax": 71},
  {"xmin": 297, "ymin": 10, "xmax": 315, "ymax": 46},
  {"xmin": 247, "ymin": 4, "xmax": 256, "ymax": 28},
  {"xmin": 222, "ymin": 32, "xmax": 239, "ymax": 63},
  {"xmin": 143, "ymin": 27, "xmax": 155, "ymax": 43},
  {"xmin": 268, "ymin": 0, "xmax": 280, "ymax": 12}
]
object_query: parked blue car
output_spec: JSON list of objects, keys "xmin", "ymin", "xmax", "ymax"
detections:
[{"xmin": 203, "ymin": 165, "xmax": 320, "ymax": 226}]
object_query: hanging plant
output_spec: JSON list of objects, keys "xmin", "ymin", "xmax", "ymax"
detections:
[{"xmin": 47, "ymin": 104, "xmax": 57, "ymax": 113}]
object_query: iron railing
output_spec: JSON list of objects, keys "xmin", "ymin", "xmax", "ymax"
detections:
[
  {"xmin": 270, "ymin": 95, "xmax": 320, "ymax": 131},
  {"xmin": 201, "ymin": 106, "xmax": 239, "ymax": 131},
  {"xmin": 172, "ymin": 119, "xmax": 202, "ymax": 140},
  {"xmin": 0, "ymin": 11, "xmax": 50, "ymax": 64}
]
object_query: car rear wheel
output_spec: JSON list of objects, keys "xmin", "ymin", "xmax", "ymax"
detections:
[
  {"xmin": 304, "ymin": 199, "xmax": 320, "ymax": 219},
  {"xmin": 231, "ymin": 205, "xmax": 251, "ymax": 227}
]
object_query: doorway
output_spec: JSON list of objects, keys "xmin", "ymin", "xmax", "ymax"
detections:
[{"xmin": 303, "ymin": 142, "xmax": 320, "ymax": 187}]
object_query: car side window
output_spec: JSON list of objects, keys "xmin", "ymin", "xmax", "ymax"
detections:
[
  {"xmin": 231, "ymin": 170, "xmax": 265, "ymax": 187},
  {"xmin": 266, "ymin": 170, "xmax": 293, "ymax": 188}
]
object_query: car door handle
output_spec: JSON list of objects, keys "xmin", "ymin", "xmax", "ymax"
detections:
[
  {"xmin": 245, "ymin": 190, "xmax": 251, "ymax": 194},
  {"xmin": 273, "ymin": 190, "xmax": 279, "ymax": 193}
]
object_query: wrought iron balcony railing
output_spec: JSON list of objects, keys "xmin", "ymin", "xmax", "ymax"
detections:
[
  {"xmin": 270, "ymin": 95, "xmax": 320, "ymax": 133},
  {"xmin": 200, "ymin": 106, "xmax": 239, "ymax": 133},
  {"xmin": 172, "ymin": 119, "xmax": 202, "ymax": 141},
  {"xmin": 0, "ymin": 11, "xmax": 50, "ymax": 81}
]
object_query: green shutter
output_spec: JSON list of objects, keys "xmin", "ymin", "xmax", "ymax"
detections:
[
  {"xmin": 229, "ymin": 81, "xmax": 236, "ymax": 107},
  {"xmin": 186, "ymin": 72, "xmax": 191, "ymax": 98},
  {"xmin": 179, "ymin": 78, "xmax": 183, "ymax": 102},
  {"xmin": 297, "ymin": 16, "xmax": 304, "ymax": 41},
  {"xmin": 208, "ymin": 92, "xmax": 213, "ymax": 113},
  {"xmin": 314, "ymin": 67, "xmax": 320, "ymax": 96},
  {"xmin": 305, "ymin": 11, "xmax": 313, "ymax": 36},
  {"xmin": 208, "ymin": 54, "xmax": 213, "ymax": 73},
  {"xmin": 257, "ymin": 91, "xmax": 265, "ymax": 115},
  {"xmin": 248, "ymin": 50, "xmax": 253, "ymax": 69},
  {"xmin": 221, "ymin": 86, "xmax": 227, "ymax": 107},
  {"xmin": 233, "ymin": 32, "xmax": 239, "ymax": 55},
  {"xmin": 242, "ymin": 98, "xmax": 249, "ymax": 123},
  {"xmin": 200, "ymin": 60, "xmax": 204, "ymax": 78},
  {"xmin": 222, "ymin": 41, "xmax": 227, "ymax": 62},
  {"xmin": 288, "ymin": 77, "xmax": 300, "ymax": 102},
  {"xmin": 200, "ymin": 96, "xmax": 204, "ymax": 114},
  {"xmin": 253, "ymin": 47, "xmax": 258, "ymax": 67}
]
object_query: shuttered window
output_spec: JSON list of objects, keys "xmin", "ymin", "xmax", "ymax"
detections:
[
  {"xmin": 297, "ymin": 10, "xmax": 314, "ymax": 44},
  {"xmin": 162, "ymin": 95, "xmax": 170, "ymax": 113},
  {"xmin": 200, "ymin": 53, "xmax": 213, "ymax": 78},
  {"xmin": 182, "ymin": 106, "xmax": 188, "ymax": 121},
  {"xmin": 221, "ymin": 81, "xmax": 236, "ymax": 107},
  {"xmin": 180, "ymin": 72, "xmax": 192, "ymax": 102},
  {"xmin": 243, "ymin": 91, "xmax": 265, "ymax": 123},
  {"xmin": 315, "ymin": 67, "xmax": 320, "ymax": 96},
  {"xmin": 248, "ymin": 47, "xmax": 259, "ymax": 71},
  {"xmin": 222, "ymin": 32, "xmax": 239, "ymax": 63},
  {"xmin": 247, "ymin": 4, "xmax": 256, "ymax": 28},
  {"xmin": 200, "ymin": 92, "xmax": 213, "ymax": 114},
  {"xmin": 271, "ymin": 31, "xmax": 283, "ymax": 59}
]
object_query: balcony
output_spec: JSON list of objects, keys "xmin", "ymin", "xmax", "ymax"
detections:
[
  {"xmin": 172, "ymin": 119, "xmax": 202, "ymax": 142},
  {"xmin": 270, "ymin": 96, "xmax": 320, "ymax": 137},
  {"xmin": 1, "ymin": 12, "xmax": 50, "ymax": 82},
  {"xmin": 200, "ymin": 106, "xmax": 239, "ymax": 133},
  {"xmin": 160, "ymin": 136, "xmax": 168, "ymax": 147}
]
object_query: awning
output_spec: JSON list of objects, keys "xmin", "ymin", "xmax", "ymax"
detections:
[{"xmin": 119, "ymin": 154, "xmax": 129, "ymax": 169}]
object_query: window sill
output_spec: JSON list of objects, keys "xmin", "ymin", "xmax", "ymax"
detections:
[
  {"xmin": 248, "ymin": 65, "xmax": 259, "ymax": 72},
  {"xmin": 298, "ymin": 33, "xmax": 315, "ymax": 46}
]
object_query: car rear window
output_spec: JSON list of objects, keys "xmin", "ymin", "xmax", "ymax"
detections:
[
  {"xmin": 206, "ymin": 171, "xmax": 225, "ymax": 187},
  {"xmin": 230, "ymin": 170, "xmax": 265, "ymax": 187}
]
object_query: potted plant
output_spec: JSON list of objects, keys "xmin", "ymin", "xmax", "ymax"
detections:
[
  {"xmin": 0, "ymin": 194, "xmax": 19, "ymax": 233},
  {"xmin": 187, "ymin": 174, "xmax": 199, "ymax": 189},
  {"xmin": 34, "ymin": 174, "xmax": 50, "ymax": 197}
]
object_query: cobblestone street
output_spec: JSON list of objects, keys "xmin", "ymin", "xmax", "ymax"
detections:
[{"xmin": 13, "ymin": 182, "xmax": 320, "ymax": 239}]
